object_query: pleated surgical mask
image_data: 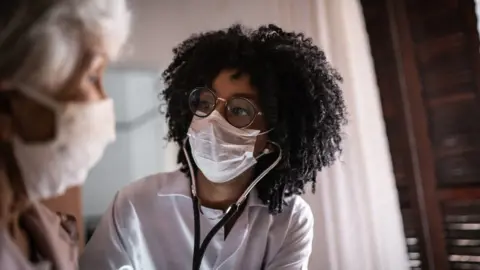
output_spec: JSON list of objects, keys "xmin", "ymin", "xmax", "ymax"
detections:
[{"xmin": 187, "ymin": 110, "xmax": 268, "ymax": 183}]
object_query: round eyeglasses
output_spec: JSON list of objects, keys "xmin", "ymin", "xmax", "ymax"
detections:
[{"xmin": 188, "ymin": 87, "xmax": 262, "ymax": 129}]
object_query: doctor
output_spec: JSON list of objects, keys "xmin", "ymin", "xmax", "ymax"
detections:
[
  {"xmin": 0, "ymin": 1, "xmax": 130, "ymax": 269},
  {"xmin": 80, "ymin": 24, "xmax": 347, "ymax": 270}
]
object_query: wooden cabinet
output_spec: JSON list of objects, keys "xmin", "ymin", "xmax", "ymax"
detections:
[{"xmin": 360, "ymin": 0, "xmax": 480, "ymax": 269}]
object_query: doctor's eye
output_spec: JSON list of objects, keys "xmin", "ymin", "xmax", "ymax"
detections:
[
  {"xmin": 189, "ymin": 87, "xmax": 217, "ymax": 117},
  {"xmin": 198, "ymin": 99, "xmax": 215, "ymax": 111},
  {"xmin": 225, "ymin": 97, "xmax": 256, "ymax": 128},
  {"xmin": 229, "ymin": 106, "xmax": 249, "ymax": 116}
]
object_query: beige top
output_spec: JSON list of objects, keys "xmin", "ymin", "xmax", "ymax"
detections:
[
  {"xmin": 0, "ymin": 160, "xmax": 78, "ymax": 270},
  {"xmin": 0, "ymin": 202, "xmax": 79, "ymax": 270}
]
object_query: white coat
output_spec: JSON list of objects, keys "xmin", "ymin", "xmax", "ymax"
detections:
[{"xmin": 79, "ymin": 170, "xmax": 314, "ymax": 270}]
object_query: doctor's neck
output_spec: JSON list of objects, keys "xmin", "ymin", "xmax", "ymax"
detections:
[{"xmin": 195, "ymin": 169, "xmax": 254, "ymax": 211}]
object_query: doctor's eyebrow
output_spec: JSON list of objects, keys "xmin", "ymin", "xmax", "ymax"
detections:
[{"xmin": 209, "ymin": 86, "xmax": 259, "ymax": 101}]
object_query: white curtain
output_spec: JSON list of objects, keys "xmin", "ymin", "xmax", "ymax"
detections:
[
  {"xmin": 301, "ymin": 0, "xmax": 410, "ymax": 269},
  {"xmin": 157, "ymin": 0, "xmax": 410, "ymax": 269}
]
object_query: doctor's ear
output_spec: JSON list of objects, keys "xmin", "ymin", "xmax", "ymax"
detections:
[{"xmin": 262, "ymin": 142, "xmax": 278, "ymax": 155}]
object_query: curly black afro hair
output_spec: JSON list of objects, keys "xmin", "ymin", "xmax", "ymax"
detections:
[{"xmin": 162, "ymin": 24, "xmax": 347, "ymax": 214}]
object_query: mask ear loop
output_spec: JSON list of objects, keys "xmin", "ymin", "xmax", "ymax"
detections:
[
  {"xmin": 15, "ymin": 84, "xmax": 64, "ymax": 114},
  {"xmin": 258, "ymin": 128, "xmax": 273, "ymax": 136}
]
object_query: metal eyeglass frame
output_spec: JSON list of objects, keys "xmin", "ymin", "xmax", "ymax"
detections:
[{"xmin": 189, "ymin": 86, "xmax": 263, "ymax": 129}]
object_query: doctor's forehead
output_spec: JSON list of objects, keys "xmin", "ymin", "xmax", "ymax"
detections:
[{"xmin": 211, "ymin": 69, "xmax": 258, "ymax": 101}]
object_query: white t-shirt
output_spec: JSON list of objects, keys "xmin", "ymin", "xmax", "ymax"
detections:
[{"xmin": 79, "ymin": 170, "xmax": 314, "ymax": 270}]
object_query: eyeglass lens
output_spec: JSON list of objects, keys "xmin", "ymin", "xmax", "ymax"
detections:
[{"xmin": 189, "ymin": 87, "xmax": 257, "ymax": 128}]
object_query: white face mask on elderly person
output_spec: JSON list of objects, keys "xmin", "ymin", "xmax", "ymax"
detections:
[
  {"xmin": 0, "ymin": 0, "xmax": 130, "ymax": 269},
  {"xmin": 12, "ymin": 84, "xmax": 116, "ymax": 200}
]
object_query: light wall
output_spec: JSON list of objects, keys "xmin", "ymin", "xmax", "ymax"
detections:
[
  {"xmin": 83, "ymin": 67, "xmax": 168, "ymax": 217},
  {"xmin": 118, "ymin": 0, "xmax": 316, "ymax": 69}
]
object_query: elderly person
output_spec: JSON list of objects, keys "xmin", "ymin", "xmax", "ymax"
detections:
[{"xmin": 0, "ymin": 0, "xmax": 130, "ymax": 269}]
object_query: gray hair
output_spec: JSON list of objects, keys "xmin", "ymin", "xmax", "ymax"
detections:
[{"xmin": 0, "ymin": 0, "xmax": 131, "ymax": 92}]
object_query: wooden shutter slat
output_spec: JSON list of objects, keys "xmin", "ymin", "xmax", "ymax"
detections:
[
  {"xmin": 444, "ymin": 200, "xmax": 480, "ymax": 269},
  {"xmin": 450, "ymin": 262, "xmax": 480, "ymax": 270}
]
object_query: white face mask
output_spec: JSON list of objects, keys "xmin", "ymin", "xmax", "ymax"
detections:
[
  {"xmin": 12, "ymin": 85, "xmax": 116, "ymax": 200},
  {"xmin": 187, "ymin": 110, "xmax": 266, "ymax": 183}
]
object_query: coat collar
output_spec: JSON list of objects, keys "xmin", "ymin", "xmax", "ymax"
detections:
[{"xmin": 156, "ymin": 170, "xmax": 267, "ymax": 209}]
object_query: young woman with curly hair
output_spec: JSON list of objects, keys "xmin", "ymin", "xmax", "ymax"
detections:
[{"xmin": 81, "ymin": 24, "xmax": 347, "ymax": 270}]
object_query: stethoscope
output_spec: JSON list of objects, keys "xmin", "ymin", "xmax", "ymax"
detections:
[{"xmin": 182, "ymin": 138, "xmax": 282, "ymax": 270}]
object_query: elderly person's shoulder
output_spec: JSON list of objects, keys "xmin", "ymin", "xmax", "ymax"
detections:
[
  {"xmin": 0, "ymin": 169, "xmax": 80, "ymax": 270},
  {"xmin": 0, "ymin": 202, "xmax": 79, "ymax": 270}
]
